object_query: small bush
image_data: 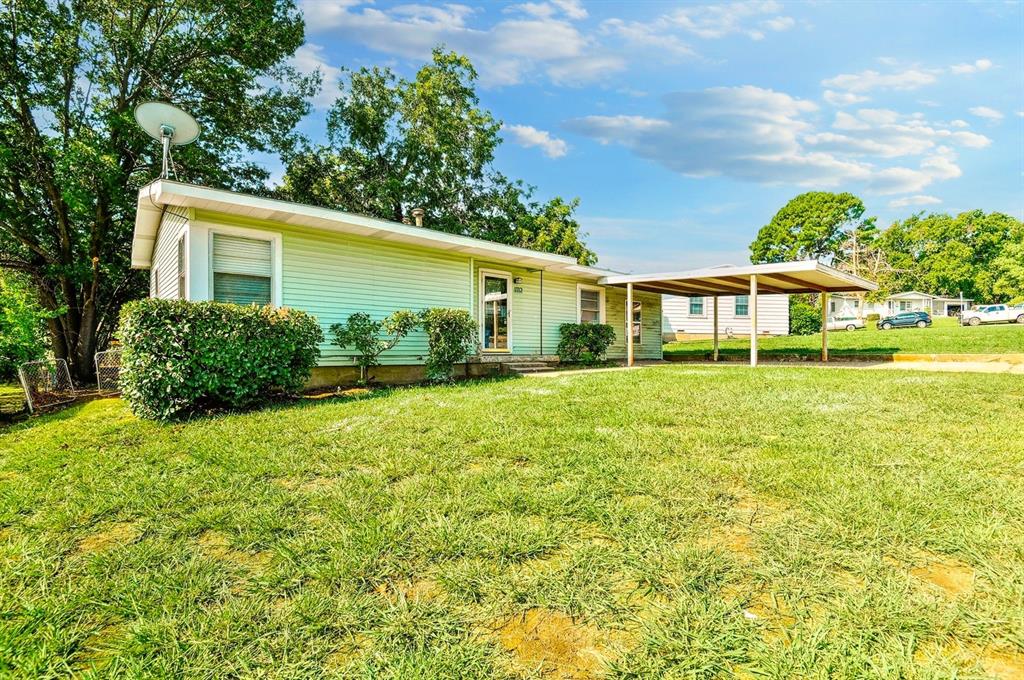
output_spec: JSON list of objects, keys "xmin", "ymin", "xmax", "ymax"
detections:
[
  {"xmin": 789, "ymin": 297, "xmax": 821, "ymax": 336},
  {"xmin": 558, "ymin": 323, "xmax": 616, "ymax": 364},
  {"xmin": 332, "ymin": 310, "xmax": 418, "ymax": 384},
  {"xmin": 119, "ymin": 299, "xmax": 322, "ymax": 420},
  {"xmin": 0, "ymin": 271, "xmax": 48, "ymax": 380},
  {"xmin": 420, "ymin": 308, "xmax": 477, "ymax": 381},
  {"xmin": 866, "ymin": 313, "xmax": 880, "ymax": 324}
]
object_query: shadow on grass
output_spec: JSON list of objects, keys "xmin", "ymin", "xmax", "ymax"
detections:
[{"xmin": 4, "ymin": 373, "xmax": 524, "ymax": 432}]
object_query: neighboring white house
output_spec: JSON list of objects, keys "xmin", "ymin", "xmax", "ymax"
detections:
[
  {"xmin": 662, "ymin": 294, "xmax": 790, "ymax": 341},
  {"xmin": 829, "ymin": 291, "xmax": 973, "ymax": 319}
]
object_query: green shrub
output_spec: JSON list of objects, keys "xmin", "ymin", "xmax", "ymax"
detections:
[
  {"xmin": 119, "ymin": 299, "xmax": 322, "ymax": 420},
  {"xmin": 332, "ymin": 310, "xmax": 418, "ymax": 384},
  {"xmin": 866, "ymin": 313, "xmax": 880, "ymax": 324},
  {"xmin": 789, "ymin": 297, "xmax": 821, "ymax": 336},
  {"xmin": 419, "ymin": 308, "xmax": 477, "ymax": 381},
  {"xmin": 0, "ymin": 271, "xmax": 48, "ymax": 379},
  {"xmin": 557, "ymin": 323, "xmax": 616, "ymax": 364}
]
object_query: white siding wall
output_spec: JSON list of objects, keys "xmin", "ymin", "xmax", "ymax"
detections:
[
  {"xmin": 149, "ymin": 207, "xmax": 189, "ymax": 299},
  {"xmin": 662, "ymin": 294, "xmax": 789, "ymax": 336}
]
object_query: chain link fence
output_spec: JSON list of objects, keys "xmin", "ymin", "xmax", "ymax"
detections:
[
  {"xmin": 17, "ymin": 359, "xmax": 76, "ymax": 413},
  {"xmin": 95, "ymin": 349, "xmax": 123, "ymax": 395}
]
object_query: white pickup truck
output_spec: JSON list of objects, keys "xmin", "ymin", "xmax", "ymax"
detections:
[{"xmin": 960, "ymin": 303, "xmax": 1024, "ymax": 326}]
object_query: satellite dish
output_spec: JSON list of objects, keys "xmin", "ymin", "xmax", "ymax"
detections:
[{"xmin": 133, "ymin": 101, "xmax": 201, "ymax": 179}]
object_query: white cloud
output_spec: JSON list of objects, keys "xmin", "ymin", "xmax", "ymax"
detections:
[
  {"xmin": 888, "ymin": 195, "xmax": 942, "ymax": 208},
  {"xmin": 951, "ymin": 58, "xmax": 993, "ymax": 74},
  {"xmin": 601, "ymin": 18, "xmax": 698, "ymax": 58},
  {"xmin": 297, "ymin": 0, "xmax": 620, "ymax": 87},
  {"xmin": 822, "ymin": 67, "xmax": 939, "ymax": 93},
  {"xmin": 568, "ymin": 86, "xmax": 989, "ymax": 197},
  {"xmin": 505, "ymin": 124, "xmax": 569, "ymax": 158},
  {"xmin": 969, "ymin": 106, "xmax": 1004, "ymax": 121},
  {"xmin": 665, "ymin": 0, "xmax": 796, "ymax": 40},
  {"xmin": 289, "ymin": 43, "xmax": 344, "ymax": 108},
  {"xmin": 823, "ymin": 90, "xmax": 869, "ymax": 107}
]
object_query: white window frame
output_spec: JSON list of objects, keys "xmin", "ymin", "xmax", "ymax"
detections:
[
  {"xmin": 152, "ymin": 267, "xmax": 159, "ymax": 298},
  {"xmin": 628, "ymin": 299, "xmax": 642, "ymax": 345},
  {"xmin": 576, "ymin": 283, "xmax": 606, "ymax": 324},
  {"xmin": 479, "ymin": 269, "xmax": 512, "ymax": 352},
  {"xmin": 208, "ymin": 224, "xmax": 283, "ymax": 307},
  {"xmin": 688, "ymin": 295, "xmax": 706, "ymax": 318},
  {"xmin": 734, "ymin": 295, "xmax": 750, "ymax": 318}
]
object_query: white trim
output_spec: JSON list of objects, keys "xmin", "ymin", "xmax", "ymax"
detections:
[
  {"xmin": 733, "ymin": 294, "xmax": 750, "ymax": 318},
  {"xmin": 133, "ymin": 180, "xmax": 592, "ymax": 273},
  {"xmin": 576, "ymin": 283, "xmax": 606, "ymax": 324},
  {"xmin": 479, "ymin": 268, "xmax": 512, "ymax": 352},
  {"xmin": 176, "ymin": 233, "xmax": 188, "ymax": 300},
  {"xmin": 207, "ymin": 223, "xmax": 283, "ymax": 307}
]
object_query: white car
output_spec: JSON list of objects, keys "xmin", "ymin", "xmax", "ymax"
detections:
[
  {"xmin": 826, "ymin": 315, "xmax": 865, "ymax": 331},
  {"xmin": 960, "ymin": 304, "xmax": 1024, "ymax": 326}
]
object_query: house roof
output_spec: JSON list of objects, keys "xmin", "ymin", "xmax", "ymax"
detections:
[
  {"xmin": 131, "ymin": 180, "xmax": 617, "ymax": 279},
  {"xmin": 598, "ymin": 260, "xmax": 877, "ymax": 296}
]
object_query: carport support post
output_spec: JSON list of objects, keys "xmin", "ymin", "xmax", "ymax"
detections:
[
  {"xmin": 750, "ymin": 275, "xmax": 758, "ymax": 367},
  {"xmin": 821, "ymin": 292, "xmax": 829, "ymax": 363},
  {"xmin": 712, "ymin": 296, "xmax": 719, "ymax": 362},
  {"xmin": 626, "ymin": 282, "xmax": 634, "ymax": 367}
]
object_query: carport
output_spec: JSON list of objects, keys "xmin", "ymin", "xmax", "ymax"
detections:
[{"xmin": 599, "ymin": 261, "xmax": 878, "ymax": 367}]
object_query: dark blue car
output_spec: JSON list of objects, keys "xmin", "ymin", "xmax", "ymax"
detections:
[{"xmin": 877, "ymin": 311, "xmax": 932, "ymax": 330}]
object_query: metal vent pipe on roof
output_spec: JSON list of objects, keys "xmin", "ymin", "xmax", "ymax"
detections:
[{"xmin": 411, "ymin": 207, "xmax": 425, "ymax": 227}]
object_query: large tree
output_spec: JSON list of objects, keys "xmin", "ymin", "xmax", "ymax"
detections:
[
  {"xmin": 875, "ymin": 210, "xmax": 1023, "ymax": 302},
  {"xmin": 282, "ymin": 49, "xmax": 597, "ymax": 265},
  {"xmin": 0, "ymin": 0, "xmax": 315, "ymax": 380},
  {"xmin": 750, "ymin": 191, "xmax": 876, "ymax": 266}
]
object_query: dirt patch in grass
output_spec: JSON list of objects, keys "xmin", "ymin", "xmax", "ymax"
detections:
[
  {"xmin": 979, "ymin": 647, "xmax": 1024, "ymax": 679},
  {"xmin": 73, "ymin": 622, "xmax": 122, "ymax": 671},
  {"xmin": 373, "ymin": 577, "xmax": 442, "ymax": 601},
  {"xmin": 915, "ymin": 639, "xmax": 1024, "ymax": 679},
  {"xmin": 492, "ymin": 608, "xmax": 617, "ymax": 678},
  {"xmin": 196, "ymin": 530, "xmax": 271, "ymax": 571},
  {"xmin": 909, "ymin": 552, "xmax": 975, "ymax": 596},
  {"xmin": 76, "ymin": 522, "xmax": 139, "ymax": 554}
]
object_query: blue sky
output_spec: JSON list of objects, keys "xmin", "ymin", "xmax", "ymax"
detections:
[{"xmin": 284, "ymin": 0, "xmax": 1023, "ymax": 272}]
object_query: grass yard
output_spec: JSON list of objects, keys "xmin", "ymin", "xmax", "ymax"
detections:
[
  {"xmin": 2, "ymin": 366, "xmax": 1024, "ymax": 678},
  {"xmin": 0, "ymin": 383, "xmax": 25, "ymax": 416},
  {"xmin": 664, "ymin": 316, "xmax": 1024, "ymax": 358}
]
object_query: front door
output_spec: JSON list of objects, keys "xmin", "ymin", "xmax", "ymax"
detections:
[{"xmin": 482, "ymin": 274, "xmax": 510, "ymax": 351}]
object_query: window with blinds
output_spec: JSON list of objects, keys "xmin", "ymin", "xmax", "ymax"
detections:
[
  {"xmin": 735, "ymin": 295, "xmax": 749, "ymax": 317},
  {"xmin": 211, "ymin": 233, "xmax": 273, "ymax": 306},
  {"xmin": 579, "ymin": 288, "xmax": 602, "ymax": 323}
]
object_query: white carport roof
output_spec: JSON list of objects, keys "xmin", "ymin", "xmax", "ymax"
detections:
[{"xmin": 598, "ymin": 260, "xmax": 877, "ymax": 296}]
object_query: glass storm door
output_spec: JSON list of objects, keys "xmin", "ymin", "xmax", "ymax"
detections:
[{"xmin": 483, "ymin": 275, "xmax": 510, "ymax": 350}]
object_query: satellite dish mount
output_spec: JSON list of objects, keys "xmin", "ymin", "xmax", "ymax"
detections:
[{"xmin": 134, "ymin": 102, "xmax": 201, "ymax": 180}]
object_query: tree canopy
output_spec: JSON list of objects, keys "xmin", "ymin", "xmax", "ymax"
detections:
[
  {"xmin": 282, "ymin": 49, "xmax": 597, "ymax": 266},
  {"xmin": 0, "ymin": 0, "xmax": 315, "ymax": 379},
  {"xmin": 750, "ymin": 192, "xmax": 876, "ymax": 265}
]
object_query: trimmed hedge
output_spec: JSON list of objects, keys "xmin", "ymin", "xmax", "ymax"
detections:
[
  {"xmin": 119, "ymin": 299, "xmax": 322, "ymax": 420},
  {"xmin": 558, "ymin": 323, "xmax": 616, "ymax": 364}
]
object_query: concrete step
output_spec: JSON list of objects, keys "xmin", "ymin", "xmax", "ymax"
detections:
[{"xmin": 506, "ymin": 365, "xmax": 555, "ymax": 374}]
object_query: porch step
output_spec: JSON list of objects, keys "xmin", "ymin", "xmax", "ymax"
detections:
[{"xmin": 505, "ymin": 362, "xmax": 556, "ymax": 374}]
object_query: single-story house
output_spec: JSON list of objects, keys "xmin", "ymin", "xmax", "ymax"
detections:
[
  {"xmin": 131, "ymin": 180, "xmax": 664, "ymax": 384},
  {"xmin": 662, "ymin": 293, "xmax": 789, "ymax": 341},
  {"xmin": 829, "ymin": 291, "xmax": 973, "ymax": 319}
]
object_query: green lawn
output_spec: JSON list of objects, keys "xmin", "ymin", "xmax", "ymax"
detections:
[
  {"xmin": 664, "ymin": 317, "xmax": 1024, "ymax": 358},
  {"xmin": 2, "ymin": 366, "xmax": 1023, "ymax": 678},
  {"xmin": 0, "ymin": 383, "xmax": 25, "ymax": 417}
]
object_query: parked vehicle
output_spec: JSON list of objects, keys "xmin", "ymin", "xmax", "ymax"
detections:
[
  {"xmin": 960, "ymin": 304, "xmax": 1024, "ymax": 326},
  {"xmin": 877, "ymin": 311, "xmax": 932, "ymax": 330},
  {"xmin": 826, "ymin": 315, "xmax": 865, "ymax": 331}
]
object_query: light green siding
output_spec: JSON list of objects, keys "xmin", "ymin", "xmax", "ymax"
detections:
[
  {"xmin": 191, "ymin": 210, "xmax": 662, "ymax": 365},
  {"xmin": 471, "ymin": 260, "xmax": 662, "ymax": 360}
]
